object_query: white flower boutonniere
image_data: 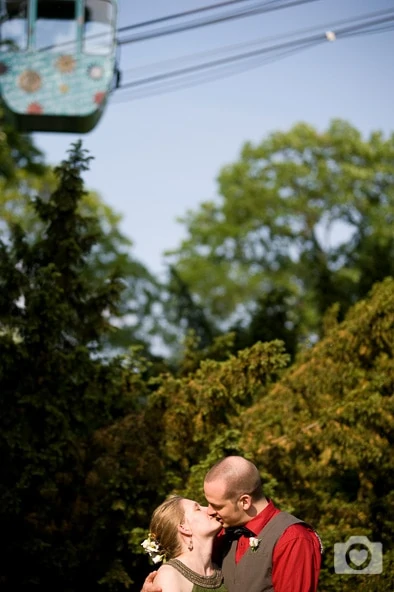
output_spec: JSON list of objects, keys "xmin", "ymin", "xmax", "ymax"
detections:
[{"xmin": 249, "ymin": 537, "xmax": 261, "ymax": 552}]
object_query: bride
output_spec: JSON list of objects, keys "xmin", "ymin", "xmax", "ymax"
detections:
[{"xmin": 141, "ymin": 496, "xmax": 227, "ymax": 592}]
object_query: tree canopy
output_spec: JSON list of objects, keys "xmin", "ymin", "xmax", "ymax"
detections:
[
  {"xmin": 167, "ymin": 120, "xmax": 394, "ymax": 354},
  {"xmin": 0, "ymin": 142, "xmax": 135, "ymax": 589},
  {"xmin": 138, "ymin": 278, "xmax": 394, "ymax": 592}
]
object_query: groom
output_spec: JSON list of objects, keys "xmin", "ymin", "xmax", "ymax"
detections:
[{"xmin": 142, "ymin": 456, "xmax": 322, "ymax": 592}]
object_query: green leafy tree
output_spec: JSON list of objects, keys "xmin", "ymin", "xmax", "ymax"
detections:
[
  {"xmin": 236, "ymin": 277, "xmax": 394, "ymax": 591},
  {"xmin": 144, "ymin": 338, "xmax": 289, "ymax": 492},
  {"xmin": 0, "ymin": 142, "xmax": 143, "ymax": 590},
  {"xmin": 128, "ymin": 279, "xmax": 393, "ymax": 592},
  {"xmin": 167, "ymin": 120, "xmax": 394, "ymax": 352}
]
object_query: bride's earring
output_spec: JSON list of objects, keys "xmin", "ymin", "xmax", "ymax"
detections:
[{"xmin": 188, "ymin": 538, "xmax": 193, "ymax": 551}]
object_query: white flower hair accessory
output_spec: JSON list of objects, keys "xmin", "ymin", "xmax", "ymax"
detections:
[
  {"xmin": 141, "ymin": 533, "xmax": 166, "ymax": 564},
  {"xmin": 249, "ymin": 537, "xmax": 261, "ymax": 552}
]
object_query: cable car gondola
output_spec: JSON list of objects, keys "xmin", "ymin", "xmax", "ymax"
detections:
[{"xmin": 0, "ymin": 1, "xmax": 118, "ymax": 133}]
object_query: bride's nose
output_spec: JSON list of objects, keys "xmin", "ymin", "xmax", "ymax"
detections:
[{"xmin": 206, "ymin": 505, "xmax": 217, "ymax": 517}]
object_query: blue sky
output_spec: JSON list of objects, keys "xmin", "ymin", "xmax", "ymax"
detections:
[{"xmin": 33, "ymin": 0, "xmax": 394, "ymax": 275}]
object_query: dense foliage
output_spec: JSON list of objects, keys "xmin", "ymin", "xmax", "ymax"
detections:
[
  {"xmin": 0, "ymin": 143, "xmax": 137, "ymax": 589},
  {"xmin": 166, "ymin": 120, "xmax": 394, "ymax": 356},
  {"xmin": 0, "ymin": 121, "xmax": 393, "ymax": 590}
]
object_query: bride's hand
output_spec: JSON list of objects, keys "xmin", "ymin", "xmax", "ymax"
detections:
[{"xmin": 141, "ymin": 571, "xmax": 162, "ymax": 592}]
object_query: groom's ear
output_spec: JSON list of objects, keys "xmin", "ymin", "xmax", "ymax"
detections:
[{"xmin": 238, "ymin": 494, "xmax": 252, "ymax": 510}]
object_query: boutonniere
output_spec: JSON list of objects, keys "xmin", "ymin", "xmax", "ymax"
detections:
[{"xmin": 249, "ymin": 537, "xmax": 261, "ymax": 552}]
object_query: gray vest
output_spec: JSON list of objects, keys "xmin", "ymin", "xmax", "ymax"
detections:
[{"xmin": 222, "ymin": 512, "xmax": 306, "ymax": 592}]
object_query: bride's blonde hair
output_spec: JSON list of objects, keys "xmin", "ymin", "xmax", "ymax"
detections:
[{"xmin": 150, "ymin": 496, "xmax": 185, "ymax": 560}]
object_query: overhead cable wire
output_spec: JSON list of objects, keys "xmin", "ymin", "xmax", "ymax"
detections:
[
  {"xmin": 116, "ymin": 0, "xmax": 280, "ymax": 32},
  {"xmin": 112, "ymin": 12, "xmax": 394, "ymax": 102},
  {"xmin": 112, "ymin": 39, "xmax": 324, "ymax": 104},
  {"xmin": 119, "ymin": 6, "xmax": 394, "ymax": 79},
  {"xmin": 117, "ymin": 33, "xmax": 327, "ymax": 90},
  {"xmin": 118, "ymin": 0, "xmax": 320, "ymax": 46},
  {"xmin": 334, "ymin": 21, "xmax": 394, "ymax": 39},
  {"xmin": 324, "ymin": 14, "xmax": 394, "ymax": 41},
  {"xmin": 117, "ymin": 13, "xmax": 394, "ymax": 91},
  {"xmin": 37, "ymin": 0, "xmax": 320, "ymax": 53},
  {"xmin": 36, "ymin": 0, "xmax": 268, "ymax": 51}
]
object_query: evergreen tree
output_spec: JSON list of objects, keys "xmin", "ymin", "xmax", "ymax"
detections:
[{"xmin": 0, "ymin": 142, "xmax": 133, "ymax": 589}]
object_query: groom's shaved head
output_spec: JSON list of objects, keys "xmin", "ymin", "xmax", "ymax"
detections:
[{"xmin": 205, "ymin": 456, "xmax": 263, "ymax": 501}]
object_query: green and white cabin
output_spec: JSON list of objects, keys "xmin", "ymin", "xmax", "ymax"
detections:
[{"xmin": 0, "ymin": 0, "xmax": 118, "ymax": 133}]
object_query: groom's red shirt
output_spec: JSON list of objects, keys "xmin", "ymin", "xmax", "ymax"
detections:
[{"xmin": 215, "ymin": 500, "xmax": 321, "ymax": 592}]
